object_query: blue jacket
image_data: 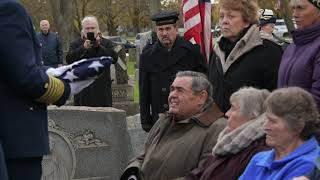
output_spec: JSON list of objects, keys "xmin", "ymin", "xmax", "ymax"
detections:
[
  {"xmin": 239, "ymin": 137, "xmax": 320, "ymax": 180},
  {"xmin": 0, "ymin": 0, "xmax": 70, "ymax": 158},
  {"xmin": 37, "ymin": 31, "xmax": 63, "ymax": 67}
]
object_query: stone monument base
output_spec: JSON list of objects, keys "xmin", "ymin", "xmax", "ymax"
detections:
[
  {"xmin": 44, "ymin": 106, "xmax": 132, "ymax": 180},
  {"xmin": 113, "ymin": 101, "xmax": 139, "ymax": 116}
]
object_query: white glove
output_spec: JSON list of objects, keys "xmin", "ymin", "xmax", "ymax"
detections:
[
  {"xmin": 69, "ymin": 79, "xmax": 94, "ymax": 95},
  {"xmin": 46, "ymin": 65, "xmax": 71, "ymax": 77}
]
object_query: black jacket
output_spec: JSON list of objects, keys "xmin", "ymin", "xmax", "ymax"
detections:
[
  {"xmin": 139, "ymin": 36, "xmax": 207, "ymax": 131},
  {"xmin": 66, "ymin": 37, "xmax": 117, "ymax": 107},
  {"xmin": 208, "ymin": 25, "xmax": 282, "ymax": 113}
]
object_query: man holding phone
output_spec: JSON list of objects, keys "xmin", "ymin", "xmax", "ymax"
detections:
[{"xmin": 66, "ymin": 15, "xmax": 118, "ymax": 107}]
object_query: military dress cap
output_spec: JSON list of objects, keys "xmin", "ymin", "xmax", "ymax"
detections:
[
  {"xmin": 308, "ymin": 0, "xmax": 320, "ymax": 10},
  {"xmin": 151, "ymin": 11, "xmax": 179, "ymax": 26},
  {"xmin": 259, "ymin": 9, "xmax": 277, "ymax": 26}
]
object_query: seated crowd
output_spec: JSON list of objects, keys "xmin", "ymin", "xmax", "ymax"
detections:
[
  {"xmin": 120, "ymin": 0, "xmax": 320, "ymax": 178},
  {"xmin": 121, "ymin": 74, "xmax": 320, "ymax": 180}
]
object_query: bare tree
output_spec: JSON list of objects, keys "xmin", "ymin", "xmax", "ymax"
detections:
[{"xmin": 48, "ymin": 0, "xmax": 74, "ymax": 50}]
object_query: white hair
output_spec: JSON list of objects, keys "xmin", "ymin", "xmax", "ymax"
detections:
[
  {"xmin": 81, "ymin": 15, "xmax": 100, "ymax": 31},
  {"xmin": 230, "ymin": 87, "xmax": 270, "ymax": 119}
]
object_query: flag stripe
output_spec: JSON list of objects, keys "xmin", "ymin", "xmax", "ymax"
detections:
[
  {"xmin": 184, "ymin": 5, "xmax": 200, "ymax": 22},
  {"xmin": 184, "ymin": 13, "xmax": 201, "ymax": 32},
  {"xmin": 182, "ymin": 0, "xmax": 199, "ymax": 13},
  {"xmin": 182, "ymin": 0, "xmax": 212, "ymax": 63}
]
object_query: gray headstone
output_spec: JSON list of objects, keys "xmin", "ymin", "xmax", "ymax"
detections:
[
  {"xmin": 112, "ymin": 84, "xmax": 134, "ymax": 102},
  {"xmin": 126, "ymin": 114, "xmax": 148, "ymax": 158},
  {"xmin": 43, "ymin": 106, "xmax": 133, "ymax": 180}
]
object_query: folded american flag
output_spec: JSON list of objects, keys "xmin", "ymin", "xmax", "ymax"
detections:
[{"xmin": 47, "ymin": 56, "xmax": 113, "ymax": 83}]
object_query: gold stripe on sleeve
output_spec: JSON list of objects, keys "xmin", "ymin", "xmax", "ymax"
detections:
[{"xmin": 36, "ymin": 75, "xmax": 65, "ymax": 104}]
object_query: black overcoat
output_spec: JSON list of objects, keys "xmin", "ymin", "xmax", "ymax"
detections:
[
  {"xmin": 208, "ymin": 28, "xmax": 282, "ymax": 113},
  {"xmin": 139, "ymin": 36, "xmax": 207, "ymax": 131},
  {"xmin": 66, "ymin": 37, "xmax": 117, "ymax": 107}
]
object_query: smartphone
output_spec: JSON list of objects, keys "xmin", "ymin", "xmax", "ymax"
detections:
[{"xmin": 86, "ymin": 32, "xmax": 96, "ymax": 44}]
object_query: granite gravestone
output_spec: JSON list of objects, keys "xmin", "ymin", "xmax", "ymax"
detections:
[{"xmin": 43, "ymin": 106, "xmax": 133, "ymax": 180}]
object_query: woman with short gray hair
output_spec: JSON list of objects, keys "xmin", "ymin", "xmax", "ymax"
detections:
[
  {"xmin": 185, "ymin": 87, "xmax": 270, "ymax": 180},
  {"xmin": 229, "ymin": 87, "xmax": 269, "ymax": 123},
  {"xmin": 240, "ymin": 87, "xmax": 320, "ymax": 180}
]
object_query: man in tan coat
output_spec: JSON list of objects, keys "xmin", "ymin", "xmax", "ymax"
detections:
[{"xmin": 120, "ymin": 71, "xmax": 226, "ymax": 180}]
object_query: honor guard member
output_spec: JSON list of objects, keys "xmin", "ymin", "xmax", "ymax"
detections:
[
  {"xmin": 0, "ymin": 1, "xmax": 91, "ymax": 179},
  {"xmin": 139, "ymin": 10, "xmax": 207, "ymax": 132}
]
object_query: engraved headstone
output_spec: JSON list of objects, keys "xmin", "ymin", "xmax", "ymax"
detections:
[{"xmin": 44, "ymin": 106, "xmax": 133, "ymax": 180}]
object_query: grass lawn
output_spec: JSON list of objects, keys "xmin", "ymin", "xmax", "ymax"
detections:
[
  {"xmin": 127, "ymin": 61, "xmax": 136, "ymax": 76},
  {"xmin": 127, "ymin": 61, "xmax": 139, "ymax": 103},
  {"xmin": 134, "ymin": 80, "xmax": 139, "ymax": 103}
]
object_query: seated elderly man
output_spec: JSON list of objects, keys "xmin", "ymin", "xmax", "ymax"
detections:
[
  {"xmin": 120, "ymin": 71, "xmax": 226, "ymax": 180},
  {"xmin": 240, "ymin": 87, "xmax": 320, "ymax": 180}
]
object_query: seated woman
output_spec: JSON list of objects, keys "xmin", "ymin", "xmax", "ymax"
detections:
[
  {"xmin": 184, "ymin": 87, "xmax": 270, "ymax": 180},
  {"xmin": 240, "ymin": 87, "xmax": 320, "ymax": 180}
]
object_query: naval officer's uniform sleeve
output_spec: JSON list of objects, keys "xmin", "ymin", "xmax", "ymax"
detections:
[{"xmin": 0, "ymin": 1, "xmax": 70, "ymax": 105}]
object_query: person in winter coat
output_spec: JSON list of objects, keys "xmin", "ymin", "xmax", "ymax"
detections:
[
  {"xmin": 184, "ymin": 87, "xmax": 270, "ymax": 180},
  {"xmin": 120, "ymin": 71, "xmax": 226, "ymax": 180},
  {"xmin": 139, "ymin": 11, "xmax": 207, "ymax": 132},
  {"xmin": 37, "ymin": 20, "xmax": 63, "ymax": 68},
  {"xmin": 66, "ymin": 15, "xmax": 117, "ymax": 107},
  {"xmin": 240, "ymin": 87, "xmax": 320, "ymax": 180},
  {"xmin": 0, "ymin": 1, "xmax": 93, "ymax": 179},
  {"xmin": 278, "ymin": 0, "xmax": 320, "ymax": 111},
  {"xmin": 208, "ymin": 0, "xmax": 282, "ymax": 113}
]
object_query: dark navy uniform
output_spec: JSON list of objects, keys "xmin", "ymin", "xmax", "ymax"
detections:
[
  {"xmin": 139, "ymin": 11, "xmax": 207, "ymax": 132},
  {"xmin": 0, "ymin": 1, "xmax": 70, "ymax": 179},
  {"xmin": 0, "ymin": 142, "xmax": 8, "ymax": 180}
]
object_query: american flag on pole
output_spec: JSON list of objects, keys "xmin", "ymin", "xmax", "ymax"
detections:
[{"xmin": 182, "ymin": 0, "xmax": 212, "ymax": 62}]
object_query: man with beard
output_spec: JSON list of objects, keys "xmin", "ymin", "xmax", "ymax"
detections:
[{"xmin": 139, "ymin": 11, "xmax": 207, "ymax": 132}]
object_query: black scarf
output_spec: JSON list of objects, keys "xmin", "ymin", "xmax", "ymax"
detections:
[{"xmin": 218, "ymin": 26, "xmax": 251, "ymax": 60}]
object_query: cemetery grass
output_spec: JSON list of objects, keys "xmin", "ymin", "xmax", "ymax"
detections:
[
  {"xmin": 127, "ymin": 61, "xmax": 135, "ymax": 76},
  {"xmin": 134, "ymin": 80, "xmax": 139, "ymax": 103},
  {"xmin": 128, "ymin": 61, "xmax": 139, "ymax": 103}
]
